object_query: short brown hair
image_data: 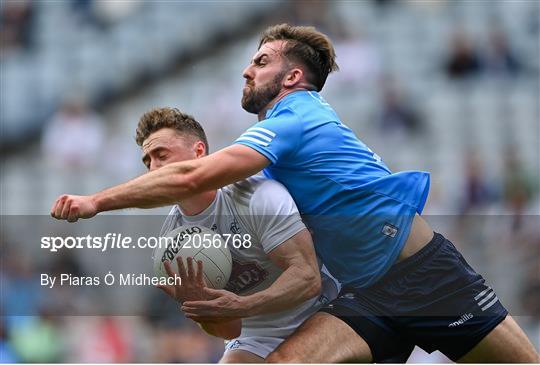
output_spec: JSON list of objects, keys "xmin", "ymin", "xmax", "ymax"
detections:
[
  {"xmin": 135, "ymin": 107, "xmax": 209, "ymax": 153},
  {"xmin": 259, "ymin": 24, "xmax": 339, "ymax": 91}
]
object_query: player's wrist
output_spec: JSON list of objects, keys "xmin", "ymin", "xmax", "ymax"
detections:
[
  {"xmin": 241, "ymin": 292, "xmax": 266, "ymax": 317},
  {"xmin": 90, "ymin": 193, "xmax": 103, "ymax": 214},
  {"xmin": 239, "ymin": 295, "xmax": 256, "ymax": 317}
]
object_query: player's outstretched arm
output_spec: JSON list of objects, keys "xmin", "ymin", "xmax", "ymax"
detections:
[
  {"xmin": 182, "ymin": 229, "xmax": 321, "ymax": 320},
  {"xmin": 50, "ymin": 145, "xmax": 269, "ymax": 221}
]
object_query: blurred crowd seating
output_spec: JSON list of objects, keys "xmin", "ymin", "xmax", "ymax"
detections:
[
  {"xmin": 1, "ymin": 0, "xmax": 538, "ymax": 362},
  {"xmin": 0, "ymin": 0, "xmax": 279, "ymax": 146}
]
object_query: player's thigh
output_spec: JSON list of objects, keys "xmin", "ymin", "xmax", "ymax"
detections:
[
  {"xmin": 458, "ymin": 315, "xmax": 539, "ymax": 363},
  {"xmin": 266, "ymin": 312, "xmax": 372, "ymax": 363},
  {"xmin": 220, "ymin": 349, "xmax": 264, "ymax": 363}
]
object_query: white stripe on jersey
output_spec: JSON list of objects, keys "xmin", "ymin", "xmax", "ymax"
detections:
[
  {"xmin": 481, "ymin": 296, "xmax": 499, "ymax": 311},
  {"xmin": 242, "ymin": 131, "xmax": 273, "ymax": 142},
  {"xmin": 248, "ymin": 127, "xmax": 276, "ymax": 138},
  {"xmin": 236, "ymin": 136, "xmax": 269, "ymax": 147},
  {"xmin": 474, "ymin": 287, "xmax": 491, "ymax": 301},
  {"xmin": 236, "ymin": 127, "xmax": 276, "ymax": 147},
  {"xmin": 477, "ymin": 291, "xmax": 495, "ymax": 306}
]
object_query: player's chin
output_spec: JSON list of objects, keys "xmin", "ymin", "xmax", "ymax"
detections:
[
  {"xmin": 241, "ymin": 92, "xmax": 251, "ymax": 106},
  {"xmin": 241, "ymin": 97, "xmax": 260, "ymax": 114}
]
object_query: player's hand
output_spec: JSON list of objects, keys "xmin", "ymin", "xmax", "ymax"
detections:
[
  {"xmin": 157, "ymin": 257, "xmax": 209, "ymax": 304},
  {"xmin": 181, "ymin": 287, "xmax": 246, "ymax": 322},
  {"xmin": 50, "ymin": 194, "xmax": 98, "ymax": 222}
]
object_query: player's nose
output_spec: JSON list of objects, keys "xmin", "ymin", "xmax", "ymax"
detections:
[
  {"xmin": 150, "ymin": 160, "xmax": 161, "ymax": 171},
  {"xmin": 242, "ymin": 64, "xmax": 254, "ymax": 80}
]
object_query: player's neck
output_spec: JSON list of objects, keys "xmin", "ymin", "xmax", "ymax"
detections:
[
  {"xmin": 177, "ymin": 190, "xmax": 217, "ymax": 216},
  {"xmin": 257, "ymin": 87, "xmax": 310, "ymax": 121}
]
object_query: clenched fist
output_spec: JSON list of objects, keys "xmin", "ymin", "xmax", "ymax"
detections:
[{"xmin": 50, "ymin": 194, "xmax": 98, "ymax": 222}]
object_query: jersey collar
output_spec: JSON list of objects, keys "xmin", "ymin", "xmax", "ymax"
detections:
[
  {"xmin": 177, "ymin": 190, "xmax": 221, "ymax": 222},
  {"xmin": 264, "ymin": 90, "xmax": 314, "ymax": 119}
]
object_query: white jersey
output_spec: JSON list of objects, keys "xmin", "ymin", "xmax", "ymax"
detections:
[{"xmin": 160, "ymin": 176, "xmax": 339, "ymax": 341}]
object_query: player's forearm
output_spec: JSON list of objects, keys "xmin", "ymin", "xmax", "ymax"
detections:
[
  {"xmin": 199, "ymin": 319, "xmax": 241, "ymax": 340},
  {"xmin": 93, "ymin": 161, "xmax": 199, "ymax": 212},
  {"xmin": 243, "ymin": 264, "xmax": 321, "ymax": 317}
]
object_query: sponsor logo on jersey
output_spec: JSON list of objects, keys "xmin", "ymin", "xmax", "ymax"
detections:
[
  {"xmin": 236, "ymin": 127, "xmax": 276, "ymax": 147},
  {"xmin": 225, "ymin": 260, "xmax": 268, "ymax": 293},
  {"xmin": 382, "ymin": 223, "xmax": 398, "ymax": 238},
  {"xmin": 230, "ymin": 219, "xmax": 241, "ymax": 234},
  {"xmin": 448, "ymin": 313, "xmax": 474, "ymax": 327}
]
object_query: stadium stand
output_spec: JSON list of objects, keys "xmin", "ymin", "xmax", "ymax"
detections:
[{"xmin": 1, "ymin": 1, "xmax": 538, "ymax": 362}]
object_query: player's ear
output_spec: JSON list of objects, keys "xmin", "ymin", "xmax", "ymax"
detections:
[
  {"xmin": 194, "ymin": 141, "xmax": 206, "ymax": 158},
  {"xmin": 283, "ymin": 67, "xmax": 304, "ymax": 88}
]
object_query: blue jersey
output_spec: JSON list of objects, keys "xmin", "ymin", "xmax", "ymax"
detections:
[{"xmin": 234, "ymin": 91, "xmax": 429, "ymax": 287}]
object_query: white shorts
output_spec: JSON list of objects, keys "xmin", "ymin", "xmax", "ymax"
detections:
[{"xmin": 224, "ymin": 336, "xmax": 284, "ymax": 359}]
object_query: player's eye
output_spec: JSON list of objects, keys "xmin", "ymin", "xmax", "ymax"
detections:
[{"xmin": 254, "ymin": 57, "xmax": 266, "ymax": 66}]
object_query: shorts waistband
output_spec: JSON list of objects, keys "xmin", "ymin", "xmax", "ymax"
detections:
[{"xmin": 375, "ymin": 232, "xmax": 446, "ymax": 285}]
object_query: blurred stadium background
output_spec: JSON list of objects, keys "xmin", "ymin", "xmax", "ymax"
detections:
[{"xmin": 1, "ymin": 0, "xmax": 539, "ymax": 362}]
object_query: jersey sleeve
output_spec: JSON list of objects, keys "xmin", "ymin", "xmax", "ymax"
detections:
[
  {"xmin": 245, "ymin": 179, "xmax": 307, "ymax": 254},
  {"xmin": 234, "ymin": 108, "xmax": 302, "ymax": 164}
]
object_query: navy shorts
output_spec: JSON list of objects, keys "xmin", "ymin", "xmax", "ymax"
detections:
[{"xmin": 320, "ymin": 232, "xmax": 508, "ymax": 362}]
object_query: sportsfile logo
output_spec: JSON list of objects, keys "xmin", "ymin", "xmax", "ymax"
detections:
[{"xmin": 448, "ymin": 313, "xmax": 474, "ymax": 328}]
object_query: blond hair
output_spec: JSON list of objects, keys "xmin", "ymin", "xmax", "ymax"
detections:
[{"xmin": 135, "ymin": 107, "xmax": 209, "ymax": 153}]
